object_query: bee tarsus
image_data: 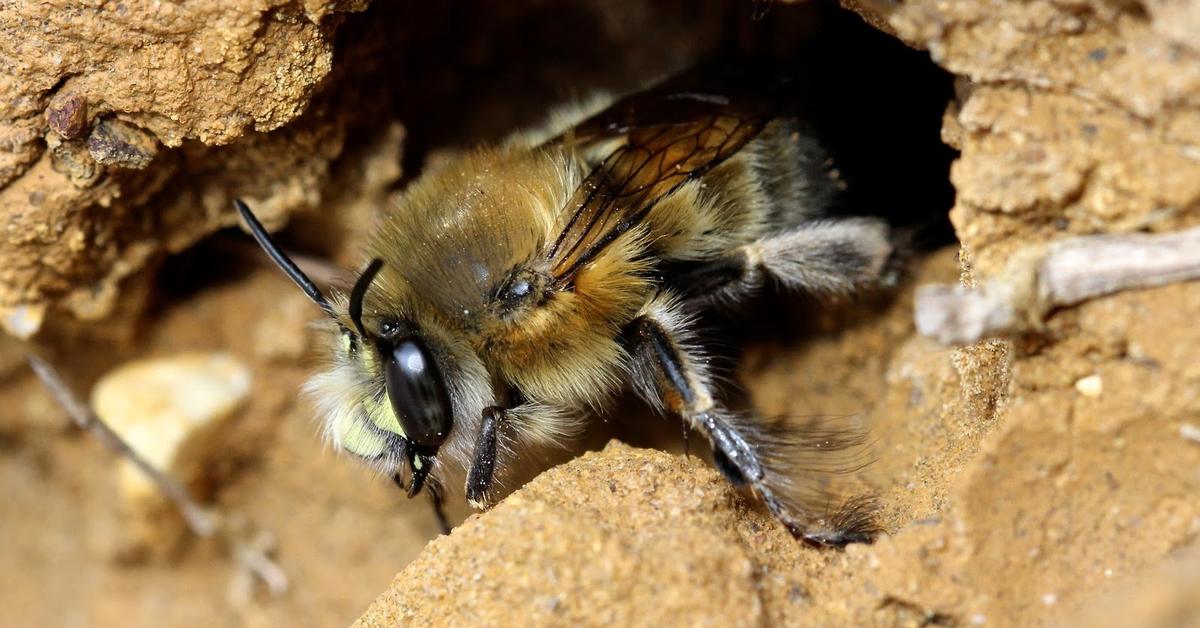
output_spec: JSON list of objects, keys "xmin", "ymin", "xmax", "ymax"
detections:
[{"xmin": 626, "ymin": 300, "xmax": 874, "ymax": 542}]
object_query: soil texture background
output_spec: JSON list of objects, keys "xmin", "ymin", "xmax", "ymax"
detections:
[{"xmin": 1, "ymin": 1, "xmax": 1198, "ymax": 626}]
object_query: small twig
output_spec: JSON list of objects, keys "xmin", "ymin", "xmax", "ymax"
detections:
[
  {"xmin": 916, "ymin": 226, "xmax": 1200, "ymax": 345},
  {"xmin": 225, "ymin": 516, "xmax": 290, "ymax": 597},
  {"xmin": 27, "ymin": 355, "xmax": 288, "ymax": 596},
  {"xmin": 28, "ymin": 355, "xmax": 219, "ymax": 536}
]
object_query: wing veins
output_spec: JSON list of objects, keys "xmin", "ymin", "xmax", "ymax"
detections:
[
  {"xmin": 552, "ymin": 137, "xmax": 662, "ymax": 273},
  {"xmin": 554, "ymin": 116, "xmax": 753, "ymax": 280},
  {"xmin": 543, "ymin": 71, "xmax": 778, "ymax": 287},
  {"xmin": 547, "ymin": 124, "xmax": 672, "ymax": 261}
]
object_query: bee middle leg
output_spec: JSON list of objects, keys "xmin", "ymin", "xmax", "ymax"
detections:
[
  {"xmin": 624, "ymin": 300, "xmax": 772, "ymax": 513},
  {"xmin": 677, "ymin": 217, "xmax": 894, "ymax": 301},
  {"xmin": 623, "ymin": 293, "xmax": 876, "ymax": 546}
]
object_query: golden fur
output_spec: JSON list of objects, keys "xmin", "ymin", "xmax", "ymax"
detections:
[{"xmin": 301, "ymin": 90, "xmax": 890, "ymax": 539}]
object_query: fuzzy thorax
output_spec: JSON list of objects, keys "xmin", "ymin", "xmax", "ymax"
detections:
[{"xmin": 302, "ymin": 144, "xmax": 657, "ymax": 492}]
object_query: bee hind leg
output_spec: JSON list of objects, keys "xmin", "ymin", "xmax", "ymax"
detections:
[
  {"xmin": 678, "ymin": 217, "xmax": 895, "ymax": 302},
  {"xmin": 624, "ymin": 295, "xmax": 878, "ymax": 546}
]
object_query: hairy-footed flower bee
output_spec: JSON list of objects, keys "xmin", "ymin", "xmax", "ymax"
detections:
[{"xmin": 236, "ymin": 65, "xmax": 894, "ymax": 545}]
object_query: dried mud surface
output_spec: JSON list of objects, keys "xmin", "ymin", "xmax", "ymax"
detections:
[
  {"xmin": 0, "ymin": 0, "xmax": 377, "ymax": 325},
  {"xmin": 2, "ymin": 1, "xmax": 1199, "ymax": 627}
]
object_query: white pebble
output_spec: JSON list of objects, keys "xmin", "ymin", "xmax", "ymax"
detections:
[
  {"xmin": 1, "ymin": 304, "xmax": 46, "ymax": 340},
  {"xmin": 1074, "ymin": 374, "xmax": 1103, "ymax": 397},
  {"xmin": 92, "ymin": 353, "xmax": 251, "ymax": 556}
]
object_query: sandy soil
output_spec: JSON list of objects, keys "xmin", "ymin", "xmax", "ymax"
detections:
[{"xmin": 1, "ymin": 1, "xmax": 1198, "ymax": 627}]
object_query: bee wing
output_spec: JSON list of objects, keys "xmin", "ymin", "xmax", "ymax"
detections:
[
  {"xmin": 545, "ymin": 70, "xmax": 781, "ymax": 283},
  {"xmin": 553, "ymin": 64, "xmax": 783, "ymax": 146}
]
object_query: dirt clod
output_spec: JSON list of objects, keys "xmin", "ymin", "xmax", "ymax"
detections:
[{"xmin": 358, "ymin": 442, "xmax": 766, "ymax": 628}]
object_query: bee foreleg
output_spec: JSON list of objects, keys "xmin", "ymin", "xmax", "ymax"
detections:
[
  {"xmin": 624, "ymin": 294, "xmax": 878, "ymax": 546},
  {"xmin": 681, "ymin": 217, "xmax": 894, "ymax": 301},
  {"xmin": 466, "ymin": 401, "xmax": 583, "ymax": 509},
  {"xmin": 393, "ymin": 470, "xmax": 451, "ymax": 534},
  {"xmin": 466, "ymin": 406, "xmax": 506, "ymax": 509}
]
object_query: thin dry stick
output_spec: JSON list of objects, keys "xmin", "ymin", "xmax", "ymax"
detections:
[
  {"xmin": 27, "ymin": 355, "xmax": 288, "ymax": 595},
  {"xmin": 915, "ymin": 226, "xmax": 1200, "ymax": 345}
]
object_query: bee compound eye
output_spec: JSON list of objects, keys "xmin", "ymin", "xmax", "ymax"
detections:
[{"xmin": 384, "ymin": 336, "xmax": 454, "ymax": 450}]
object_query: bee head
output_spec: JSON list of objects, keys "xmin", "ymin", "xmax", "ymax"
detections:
[
  {"xmin": 347, "ymin": 259, "xmax": 455, "ymax": 454},
  {"xmin": 234, "ymin": 199, "xmax": 454, "ymax": 496}
]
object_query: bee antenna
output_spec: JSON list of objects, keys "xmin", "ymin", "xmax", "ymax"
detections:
[
  {"xmin": 233, "ymin": 199, "xmax": 336, "ymax": 318},
  {"xmin": 349, "ymin": 258, "xmax": 384, "ymax": 339}
]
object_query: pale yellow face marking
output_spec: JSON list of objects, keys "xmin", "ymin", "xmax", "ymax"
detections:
[
  {"xmin": 335, "ymin": 411, "xmax": 388, "ymax": 458},
  {"xmin": 341, "ymin": 329, "xmax": 407, "ymax": 439},
  {"xmin": 364, "ymin": 394, "xmax": 406, "ymax": 438},
  {"xmin": 361, "ymin": 344, "xmax": 379, "ymax": 371}
]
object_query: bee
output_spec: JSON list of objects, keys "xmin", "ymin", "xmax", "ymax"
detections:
[{"xmin": 235, "ymin": 65, "xmax": 893, "ymax": 545}]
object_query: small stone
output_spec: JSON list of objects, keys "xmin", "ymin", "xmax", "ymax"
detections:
[
  {"xmin": 46, "ymin": 92, "xmax": 88, "ymax": 139},
  {"xmin": 91, "ymin": 353, "xmax": 251, "ymax": 559},
  {"xmin": 1181, "ymin": 423, "xmax": 1200, "ymax": 444},
  {"xmin": 1074, "ymin": 374, "xmax": 1102, "ymax": 397},
  {"xmin": 0, "ymin": 303, "xmax": 46, "ymax": 339},
  {"xmin": 47, "ymin": 133, "xmax": 100, "ymax": 186},
  {"xmin": 87, "ymin": 118, "xmax": 158, "ymax": 169}
]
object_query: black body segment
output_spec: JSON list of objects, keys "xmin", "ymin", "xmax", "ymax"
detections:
[
  {"xmin": 349, "ymin": 259, "xmax": 384, "ymax": 338},
  {"xmin": 466, "ymin": 406, "xmax": 505, "ymax": 507},
  {"xmin": 233, "ymin": 198, "xmax": 335, "ymax": 316},
  {"xmin": 664, "ymin": 253, "xmax": 751, "ymax": 301},
  {"xmin": 384, "ymin": 337, "xmax": 454, "ymax": 450},
  {"xmin": 394, "ymin": 472, "xmax": 450, "ymax": 535},
  {"xmin": 631, "ymin": 317, "xmax": 696, "ymax": 411}
]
